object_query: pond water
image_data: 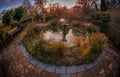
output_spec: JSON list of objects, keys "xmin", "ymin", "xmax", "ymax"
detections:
[{"xmin": 43, "ymin": 29, "xmax": 76, "ymax": 47}]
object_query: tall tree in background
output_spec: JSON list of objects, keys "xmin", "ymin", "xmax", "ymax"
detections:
[
  {"xmin": 34, "ymin": 0, "xmax": 47, "ymax": 22},
  {"xmin": 34, "ymin": 0, "xmax": 47, "ymax": 12},
  {"xmin": 76, "ymin": 0, "xmax": 93, "ymax": 11},
  {"xmin": 13, "ymin": 7, "xmax": 25, "ymax": 21},
  {"xmin": 100, "ymin": 0, "xmax": 107, "ymax": 11},
  {"xmin": 2, "ymin": 10, "xmax": 14, "ymax": 26},
  {"xmin": 91, "ymin": 0, "xmax": 99, "ymax": 11}
]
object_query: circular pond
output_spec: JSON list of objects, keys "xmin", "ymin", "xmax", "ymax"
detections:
[{"xmin": 23, "ymin": 21, "xmax": 108, "ymax": 65}]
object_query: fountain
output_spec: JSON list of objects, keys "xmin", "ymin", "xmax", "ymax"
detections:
[{"xmin": 23, "ymin": 18, "xmax": 108, "ymax": 66}]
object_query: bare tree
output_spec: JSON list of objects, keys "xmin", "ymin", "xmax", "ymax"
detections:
[
  {"xmin": 91, "ymin": 0, "xmax": 99, "ymax": 11},
  {"xmin": 34, "ymin": 0, "xmax": 47, "ymax": 23},
  {"xmin": 34, "ymin": 0, "xmax": 47, "ymax": 13},
  {"xmin": 76, "ymin": 0, "xmax": 93, "ymax": 10}
]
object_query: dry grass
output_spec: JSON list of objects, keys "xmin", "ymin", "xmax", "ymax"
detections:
[
  {"xmin": 72, "ymin": 41, "xmax": 91, "ymax": 59},
  {"xmin": 73, "ymin": 36, "xmax": 91, "ymax": 59},
  {"xmin": 74, "ymin": 36, "xmax": 85, "ymax": 47},
  {"xmin": 47, "ymin": 42, "xmax": 67, "ymax": 58},
  {"xmin": 79, "ymin": 42, "xmax": 91, "ymax": 59},
  {"xmin": 89, "ymin": 32, "xmax": 108, "ymax": 53}
]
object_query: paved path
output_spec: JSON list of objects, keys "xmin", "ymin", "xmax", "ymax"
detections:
[{"xmin": 0, "ymin": 31, "xmax": 119, "ymax": 77}]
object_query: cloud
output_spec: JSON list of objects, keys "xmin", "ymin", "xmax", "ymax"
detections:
[{"xmin": 5, "ymin": 0, "xmax": 10, "ymax": 2}]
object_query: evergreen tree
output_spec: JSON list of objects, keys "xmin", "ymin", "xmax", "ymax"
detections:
[{"xmin": 100, "ymin": 0, "xmax": 107, "ymax": 11}]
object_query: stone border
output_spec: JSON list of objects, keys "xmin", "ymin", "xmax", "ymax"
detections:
[{"xmin": 21, "ymin": 42, "xmax": 107, "ymax": 74}]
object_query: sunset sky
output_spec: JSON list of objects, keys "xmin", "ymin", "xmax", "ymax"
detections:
[{"xmin": 0, "ymin": 0, "xmax": 77, "ymax": 13}]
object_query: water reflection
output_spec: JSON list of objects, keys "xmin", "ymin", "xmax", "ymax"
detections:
[{"xmin": 43, "ymin": 29, "xmax": 76, "ymax": 47}]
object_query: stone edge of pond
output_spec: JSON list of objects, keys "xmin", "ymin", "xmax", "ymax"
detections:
[{"xmin": 20, "ymin": 42, "xmax": 108, "ymax": 74}]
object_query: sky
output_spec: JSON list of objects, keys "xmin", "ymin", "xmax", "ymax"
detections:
[{"xmin": 0, "ymin": 0, "xmax": 77, "ymax": 13}]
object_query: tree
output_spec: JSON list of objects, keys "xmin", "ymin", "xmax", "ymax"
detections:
[
  {"xmin": 2, "ymin": 10, "xmax": 14, "ymax": 26},
  {"xmin": 91, "ymin": 0, "xmax": 99, "ymax": 11},
  {"xmin": 100, "ymin": 0, "xmax": 107, "ymax": 11},
  {"xmin": 76, "ymin": 0, "xmax": 93, "ymax": 11},
  {"xmin": 34, "ymin": 0, "xmax": 47, "ymax": 13},
  {"xmin": 34, "ymin": 0, "xmax": 47, "ymax": 23},
  {"xmin": 13, "ymin": 7, "xmax": 25, "ymax": 21}
]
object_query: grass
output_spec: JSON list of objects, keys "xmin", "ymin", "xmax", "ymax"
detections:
[
  {"xmin": 46, "ymin": 42, "xmax": 67, "ymax": 60},
  {"xmin": 73, "ymin": 36, "xmax": 91, "ymax": 59},
  {"xmin": 89, "ymin": 32, "xmax": 108, "ymax": 53}
]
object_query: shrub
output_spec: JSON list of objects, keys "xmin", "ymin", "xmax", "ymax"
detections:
[
  {"xmin": 47, "ymin": 42, "xmax": 67, "ymax": 60},
  {"xmin": 85, "ymin": 24, "xmax": 100, "ymax": 33},
  {"xmin": 79, "ymin": 42, "xmax": 91, "ymax": 59},
  {"xmin": 107, "ymin": 9, "xmax": 120, "ymax": 50},
  {"xmin": 25, "ymin": 24, "xmax": 35, "ymax": 33},
  {"xmin": 47, "ymin": 21, "xmax": 59, "ymax": 32},
  {"xmin": 73, "ymin": 36, "xmax": 91, "ymax": 59},
  {"xmin": 72, "ymin": 20, "xmax": 81, "ymax": 27},
  {"xmin": 90, "ymin": 11, "xmax": 110, "ymax": 23},
  {"xmin": 89, "ymin": 32, "xmax": 108, "ymax": 53},
  {"xmin": 74, "ymin": 36, "xmax": 85, "ymax": 47}
]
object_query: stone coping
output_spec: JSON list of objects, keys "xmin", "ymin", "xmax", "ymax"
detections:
[{"xmin": 21, "ymin": 42, "xmax": 107, "ymax": 74}]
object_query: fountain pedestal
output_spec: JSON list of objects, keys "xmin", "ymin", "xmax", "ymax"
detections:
[{"xmin": 62, "ymin": 25, "xmax": 67, "ymax": 42}]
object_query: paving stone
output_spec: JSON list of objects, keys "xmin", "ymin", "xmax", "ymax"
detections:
[
  {"xmin": 26, "ymin": 54, "xmax": 32, "ymax": 61},
  {"xmin": 40, "ymin": 71, "xmax": 59, "ymax": 77},
  {"xmin": 16, "ymin": 45, "xmax": 21, "ymax": 49},
  {"xmin": 108, "ymin": 63, "xmax": 113, "ymax": 70},
  {"xmin": 71, "ymin": 73, "xmax": 77, "ymax": 77},
  {"xmin": 66, "ymin": 66, "xmax": 77, "ymax": 73},
  {"xmin": 77, "ymin": 72, "xmax": 84, "ymax": 77},
  {"xmin": 85, "ymin": 63, "xmax": 94, "ymax": 69},
  {"xmin": 45, "ymin": 65, "xmax": 56, "ymax": 73},
  {"xmin": 29, "ymin": 58, "xmax": 39, "ymax": 66},
  {"xmin": 99, "ymin": 69, "xmax": 105, "ymax": 75},
  {"xmin": 60, "ymin": 74, "xmax": 71, "ymax": 77},
  {"xmin": 36, "ymin": 62, "xmax": 46, "ymax": 70},
  {"xmin": 21, "ymin": 46, "xmax": 29, "ymax": 57},
  {"xmin": 55, "ymin": 66, "xmax": 66, "ymax": 74},
  {"xmin": 76, "ymin": 65, "xmax": 86, "ymax": 72}
]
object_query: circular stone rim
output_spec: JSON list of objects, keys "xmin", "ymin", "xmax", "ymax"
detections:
[{"xmin": 21, "ymin": 41, "xmax": 107, "ymax": 74}]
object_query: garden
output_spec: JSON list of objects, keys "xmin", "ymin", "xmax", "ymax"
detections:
[{"xmin": 23, "ymin": 19, "xmax": 108, "ymax": 65}]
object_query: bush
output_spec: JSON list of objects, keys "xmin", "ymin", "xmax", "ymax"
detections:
[
  {"xmin": 106, "ymin": 9, "xmax": 120, "ymax": 50},
  {"xmin": 90, "ymin": 11, "xmax": 110, "ymax": 23},
  {"xmin": 46, "ymin": 21, "xmax": 62, "ymax": 32},
  {"xmin": 74, "ymin": 36, "xmax": 85, "ymax": 47},
  {"xmin": 79, "ymin": 42, "xmax": 91, "ymax": 59},
  {"xmin": 46, "ymin": 15, "xmax": 56, "ymax": 22},
  {"xmin": 47, "ymin": 42, "xmax": 67, "ymax": 60},
  {"xmin": 89, "ymin": 32, "xmax": 108, "ymax": 53},
  {"xmin": 85, "ymin": 24, "xmax": 100, "ymax": 33},
  {"xmin": 73, "ymin": 36, "xmax": 91, "ymax": 59}
]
